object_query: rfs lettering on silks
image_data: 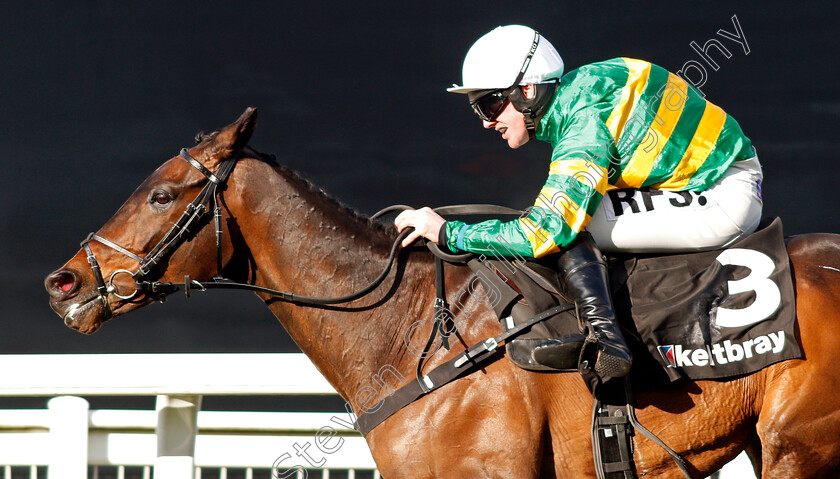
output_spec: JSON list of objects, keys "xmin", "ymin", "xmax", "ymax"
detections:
[
  {"xmin": 604, "ymin": 188, "xmax": 712, "ymax": 221},
  {"xmin": 658, "ymin": 331, "xmax": 786, "ymax": 368}
]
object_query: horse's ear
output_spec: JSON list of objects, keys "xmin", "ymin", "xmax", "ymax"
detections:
[{"xmin": 199, "ymin": 107, "xmax": 259, "ymax": 168}]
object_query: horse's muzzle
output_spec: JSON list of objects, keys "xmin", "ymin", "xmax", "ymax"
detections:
[
  {"xmin": 45, "ymin": 269, "xmax": 79, "ymax": 300},
  {"xmin": 45, "ymin": 267, "xmax": 107, "ymax": 334}
]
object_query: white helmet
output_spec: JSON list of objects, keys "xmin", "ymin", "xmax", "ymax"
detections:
[{"xmin": 448, "ymin": 25, "xmax": 564, "ymax": 94}]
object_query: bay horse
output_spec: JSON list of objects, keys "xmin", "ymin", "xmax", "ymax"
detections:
[{"xmin": 45, "ymin": 108, "xmax": 840, "ymax": 478}]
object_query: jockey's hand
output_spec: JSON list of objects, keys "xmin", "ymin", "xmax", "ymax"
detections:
[{"xmin": 394, "ymin": 207, "xmax": 446, "ymax": 248}]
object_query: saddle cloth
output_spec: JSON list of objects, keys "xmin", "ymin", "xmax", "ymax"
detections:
[
  {"xmin": 484, "ymin": 217, "xmax": 800, "ymax": 382},
  {"xmin": 613, "ymin": 217, "xmax": 800, "ymax": 381}
]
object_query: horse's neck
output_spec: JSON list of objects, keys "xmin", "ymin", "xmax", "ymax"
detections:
[{"xmin": 228, "ymin": 157, "xmax": 438, "ymax": 399}]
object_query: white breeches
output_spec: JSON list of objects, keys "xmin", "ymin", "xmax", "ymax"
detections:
[{"xmin": 586, "ymin": 156, "xmax": 764, "ymax": 253}]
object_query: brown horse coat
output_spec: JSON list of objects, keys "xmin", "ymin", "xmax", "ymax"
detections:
[{"xmin": 46, "ymin": 109, "xmax": 840, "ymax": 478}]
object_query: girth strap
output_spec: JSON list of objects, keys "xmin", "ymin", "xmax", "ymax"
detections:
[
  {"xmin": 626, "ymin": 402, "xmax": 692, "ymax": 478},
  {"xmin": 354, "ymin": 302, "xmax": 573, "ymax": 436}
]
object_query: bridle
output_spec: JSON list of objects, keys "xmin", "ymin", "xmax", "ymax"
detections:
[
  {"xmin": 78, "ymin": 145, "xmax": 525, "ymax": 323},
  {"xmin": 80, "ymin": 148, "xmax": 239, "ymax": 319},
  {"xmin": 73, "ymin": 152, "xmax": 695, "ymax": 473},
  {"xmin": 78, "ymin": 147, "xmax": 424, "ymax": 320},
  {"xmin": 76, "ymin": 152, "xmax": 618, "ymax": 452}
]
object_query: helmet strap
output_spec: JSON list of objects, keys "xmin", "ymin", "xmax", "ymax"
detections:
[
  {"xmin": 509, "ymin": 79, "xmax": 559, "ymax": 140},
  {"xmin": 521, "ymin": 108, "xmax": 536, "ymax": 140}
]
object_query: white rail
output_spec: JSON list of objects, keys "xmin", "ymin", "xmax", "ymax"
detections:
[
  {"xmin": 0, "ymin": 353, "xmax": 754, "ymax": 478},
  {"xmin": 0, "ymin": 354, "xmax": 374, "ymax": 478},
  {"xmin": 0, "ymin": 353, "xmax": 336, "ymax": 396}
]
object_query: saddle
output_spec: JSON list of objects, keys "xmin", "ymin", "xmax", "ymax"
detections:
[
  {"xmin": 352, "ymin": 216, "xmax": 799, "ymax": 458},
  {"xmin": 354, "ymin": 214, "xmax": 800, "ymax": 479},
  {"xmin": 468, "ymin": 217, "xmax": 801, "ymax": 478},
  {"xmin": 472, "ymin": 217, "xmax": 800, "ymax": 383},
  {"xmin": 467, "ymin": 255, "xmax": 584, "ymax": 372}
]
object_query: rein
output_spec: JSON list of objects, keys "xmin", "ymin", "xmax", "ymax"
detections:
[
  {"xmin": 136, "ymin": 225, "xmax": 412, "ymax": 307},
  {"xmin": 79, "ymin": 147, "xmax": 520, "ymax": 314},
  {"xmin": 79, "ymin": 147, "xmax": 693, "ymax": 475}
]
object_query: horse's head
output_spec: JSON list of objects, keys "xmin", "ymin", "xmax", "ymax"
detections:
[{"xmin": 45, "ymin": 107, "xmax": 258, "ymax": 334}]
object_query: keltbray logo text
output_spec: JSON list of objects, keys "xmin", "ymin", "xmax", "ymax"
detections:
[{"xmin": 658, "ymin": 330, "xmax": 786, "ymax": 368}]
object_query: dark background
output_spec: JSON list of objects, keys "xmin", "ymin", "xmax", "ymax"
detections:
[{"xmin": 2, "ymin": 2, "xmax": 838, "ymax": 359}]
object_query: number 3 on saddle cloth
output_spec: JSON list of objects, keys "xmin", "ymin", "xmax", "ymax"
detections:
[{"xmin": 471, "ymin": 217, "xmax": 800, "ymax": 382}]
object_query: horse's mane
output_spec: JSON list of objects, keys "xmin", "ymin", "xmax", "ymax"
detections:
[
  {"xmin": 194, "ymin": 130, "xmax": 397, "ymax": 243},
  {"xmin": 273, "ymin": 160, "xmax": 399, "ymax": 241}
]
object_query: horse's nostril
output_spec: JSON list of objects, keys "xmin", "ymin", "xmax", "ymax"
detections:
[{"xmin": 47, "ymin": 270, "xmax": 77, "ymax": 296}]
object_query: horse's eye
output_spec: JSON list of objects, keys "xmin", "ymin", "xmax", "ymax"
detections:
[{"xmin": 152, "ymin": 191, "xmax": 171, "ymax": 205}]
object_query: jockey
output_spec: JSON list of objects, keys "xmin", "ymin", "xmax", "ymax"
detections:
[{"xmin": 395, "ymin": 25, "xmax": 763, "ymax": 383}]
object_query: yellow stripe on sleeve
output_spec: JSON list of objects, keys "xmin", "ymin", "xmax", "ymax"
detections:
[
  {"xmin": 536, "ymin": 187, "xmax": 592, "ymax": 232},
  {"xmin": 615, "ymin": 73, "xmax": 688, "ymax": 188},
  {"xmin": 519, "ymin": 184, "xmax": 595, "ymax": 257},
  {"xmin": 654, "ymin": 101, "xmax": 727, "ymax": 190},
  {"xmin": 548, "ymin": 159, "xmax": 610, "ymax": 198},
  {"xmin": 521, "ymin": 221, "xmax": 561, "ymax": 257}
]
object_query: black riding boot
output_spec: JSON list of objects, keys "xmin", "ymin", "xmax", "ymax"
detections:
[{"xmin": 532, "ymin": 233, "xmax": 632, "ymax": 382}]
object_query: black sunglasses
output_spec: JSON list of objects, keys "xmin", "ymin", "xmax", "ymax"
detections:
[
  {"xmin": 468, "ymin": 31, "xmax": 540, "ymax": 122},
  {"xmin": 470, "ymin": 90, "xmax": 511, "ymax": 122}
]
